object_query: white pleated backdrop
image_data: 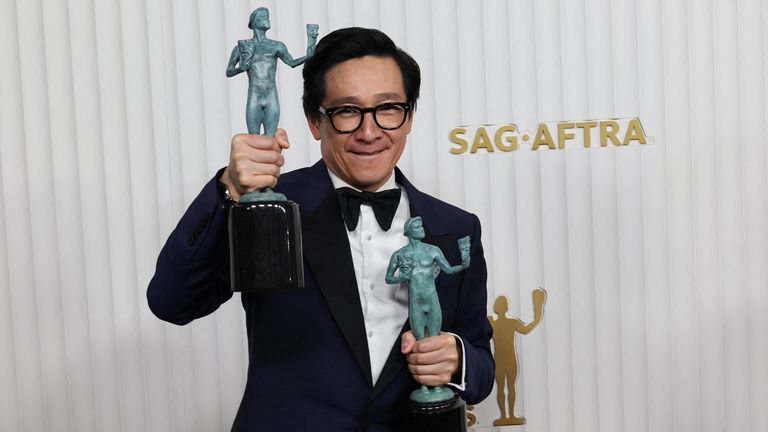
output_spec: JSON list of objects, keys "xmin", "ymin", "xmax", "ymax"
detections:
[{"xmin": 1, "ymin": 0, "xmax": 766, "ymax": 431}]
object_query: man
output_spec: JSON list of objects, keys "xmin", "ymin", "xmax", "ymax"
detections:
[{"xmin": 148, "ymin": 27, "xmax": 493, "ymax": 431}]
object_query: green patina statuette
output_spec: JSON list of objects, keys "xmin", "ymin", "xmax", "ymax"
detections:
[
  {"xmin": 226, "ymin": 7, "xmax": 317, "ymax": 202},
  {"xmin": 386, "ymin": 216, "xmax": 471, "ymax": 403}
]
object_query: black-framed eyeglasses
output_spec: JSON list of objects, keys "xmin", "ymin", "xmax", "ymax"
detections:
[{"xmin": 318, "ymin": 102, "xmax": 411, "ymax": 134}]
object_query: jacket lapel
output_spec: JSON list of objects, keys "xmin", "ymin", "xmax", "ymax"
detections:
[
  {"xmin": 368, "ymin": 324, "xmax": 408, "ymax": 402},
  {"xmin": 298, "ymin": 162, "xmax": 373, "ymax": 386}
]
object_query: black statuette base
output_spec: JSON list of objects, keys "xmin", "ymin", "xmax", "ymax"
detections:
[
  {"xmin": 405, "ymin": 394, "xmax": 467, "ymax": 432},
  {"xmin": 228, "ymin": 200, "xmax": 304, "ymax": 292}
]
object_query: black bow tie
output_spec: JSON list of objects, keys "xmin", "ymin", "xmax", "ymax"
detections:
[{"xmin": 336, "ymin": 187, "xmax": 402, "ymax": 231}]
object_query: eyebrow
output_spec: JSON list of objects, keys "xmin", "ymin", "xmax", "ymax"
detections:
[{"xmin": 326, "ymin": 92, "xmax": 406, "ymax": 106}]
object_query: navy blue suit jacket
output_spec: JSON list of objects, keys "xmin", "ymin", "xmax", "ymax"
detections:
[{"xmin": 147, "ymin": 160, "xmax": 494, "ymax": 431}]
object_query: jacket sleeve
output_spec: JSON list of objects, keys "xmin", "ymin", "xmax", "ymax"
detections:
[
  {"xmin": 453, "ymin": 214, "xmax": 495, "ymax": 404},
  {"xmin": 147, "ymin": 172, "xmax": 233, "ymax": 325}
]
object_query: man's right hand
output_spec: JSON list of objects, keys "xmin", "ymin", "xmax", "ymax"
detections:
[{"xmin": 221, "ymin": 129, "xmax": 290, "ymax": 201}]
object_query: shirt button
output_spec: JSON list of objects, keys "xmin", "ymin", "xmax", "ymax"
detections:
[
  {"xmin": 366, "ymin": 233, "xmax": 373, "ymax": 241},
  {"xmin": 368, "ymin": 283, "xmax": 375, "ymax": 291},
  {"xmin": 367, "ymin": 330, "xmax": 373, "ymax": 338}
]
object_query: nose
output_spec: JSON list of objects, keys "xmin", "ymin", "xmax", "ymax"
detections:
[{"xmin": 355, "ymin": 111, "xmax": 383, "ymax": 141}]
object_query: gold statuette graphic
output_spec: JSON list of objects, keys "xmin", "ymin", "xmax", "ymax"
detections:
[
  {"xmin": 487, "ymin": 288, "xmax": 547, "ymax": 426},
  {"xmin": 466, "ymin": 404, "xmax": 476, "ymax": 427}
]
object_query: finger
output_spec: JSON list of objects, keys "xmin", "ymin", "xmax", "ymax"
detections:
[
  {"xmin": 230, "ymin": 161, "xmax": 281, "ymax": 184},
  {"xmin": 411, "ymin": 333, "xmax": 454, "ymax": 353},
  {"xmin": 243, "ymin": 149, "xmax": 285, "ymax": 167},
  {"xmin": 401, "ymin": 331, "xmax": 416, "ymax": 354},
  {"xmin": 407, "ymin": 364, "xmax": 454, "ymax": 387},
  {"xmin": 229, "ymin": 166, "xmax": 281, "ymax": 193},
  {"xmin": 406, "ymin": 348, "xmax": 457, "ymax": 369},
  {"xmin": 230, "ymin": 146, "xmax": 284, "ymax": 167},
  {"xmin": 232, "ymin": 133, "xmax": 281, "ymax": 152},
  {"xmin": 408, "ymin": 362, "xmax": 455, "ymax": 379}
]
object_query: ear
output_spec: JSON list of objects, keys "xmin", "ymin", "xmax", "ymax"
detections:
[{"xmin": 306, "ymin": 115, "xmax": 321, "ymax": 140}]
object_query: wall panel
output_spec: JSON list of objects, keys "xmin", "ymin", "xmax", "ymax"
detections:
[
  {"xmin": 613, "ymin": 1, "xmax": 647, "ymax": 431},
  {"xmin": 1, "ymin": 2, "xmax": 33, "ymax": 430},
  {"xmin": 68, "ymin": 0, "xmax": 125, "ymax": 429},
  {"xmin": 739, "ymin": 0, "xmax": 768, "ymax": 429},
  {"xmin": 743, "ymin": 1, "xmax": 768, "ymax": 431}
]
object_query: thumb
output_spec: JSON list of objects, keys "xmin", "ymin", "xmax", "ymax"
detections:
[
  {"xmin": 401, "ymin": 331, "xmax": 416, "ymax": 354},
  {"xmin": 274, "ymin": 128, "xmax": 290, "ymax": 149}
]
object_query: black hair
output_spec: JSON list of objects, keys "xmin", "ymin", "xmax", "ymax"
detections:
[{"xmin": 302, "ymin": 27, "xmax": 421, "ymax": 119}]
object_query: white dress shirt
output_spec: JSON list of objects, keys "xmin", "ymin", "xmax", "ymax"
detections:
[{"xmin": 329, "ymin": 169, "xmax": 411, "ymax": 384}]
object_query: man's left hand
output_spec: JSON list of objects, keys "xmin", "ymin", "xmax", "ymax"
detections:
[{"xmin": 400, "ymin": 331, "xmax": 460, "ymax": 387}]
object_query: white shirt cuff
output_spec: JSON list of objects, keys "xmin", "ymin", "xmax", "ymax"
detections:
[{"xmin": 444, "ymin": 332, "xmax": 466, "ymax": 392}]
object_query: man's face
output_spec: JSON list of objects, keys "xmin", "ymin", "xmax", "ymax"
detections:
[{"xmin": 308, "ymin": 55, "xmax": 413, "ymax": 192}]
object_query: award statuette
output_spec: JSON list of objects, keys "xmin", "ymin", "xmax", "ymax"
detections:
[
  {"xmin": 225, "ymin": 8, "xmax": 317, "ymax": 292},
  {"xmin": 385, "ymin": 217, "xmax": 472, "ymax": 431}
]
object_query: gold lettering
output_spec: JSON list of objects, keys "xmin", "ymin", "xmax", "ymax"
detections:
[
  {"xmin": 532, "ymin": 124, "xmax": 556, "ymax": 150},
  {"xmin": 494, "ymin": 124, "xmax": 518, "ymax": 152},
  {"xmin": 622, "ymin": 118, "xmax": 648, "ymax": 145},
  {"xmin": 471, "ymin": 127, "xmax": 494, "ymax": 153},
  {"xmin": 576, "ymin": 121, "xmax": 598, "ymax": 148},
  {"xmin": 557, "ymin": 122, "xmax": 576, "ymax": 149},
  {"xmin": 449, "ymin": 128, "xmax": 468, "ymax": 154},
  {"xmin": 600, "ymin": 120, "xmax": 621, "ymax": 146}
]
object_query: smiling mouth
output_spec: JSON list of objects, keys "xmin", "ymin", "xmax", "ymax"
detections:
[{"xmin": 350, "ymin": 147, "xmax": 388, "ymax": 157}]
